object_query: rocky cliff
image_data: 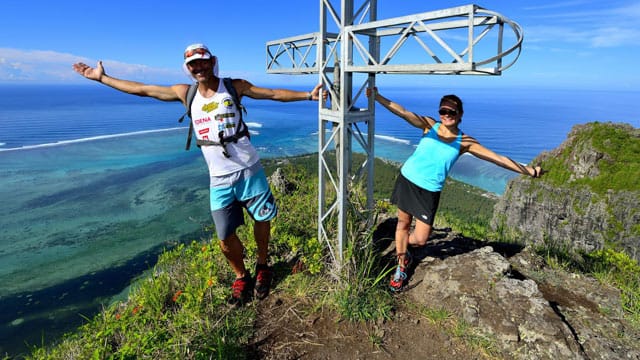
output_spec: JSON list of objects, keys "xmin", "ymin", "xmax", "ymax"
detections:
[
  {"xmin": 403, "ymin": 230, "xmax": 640, "ymax": 360},
  {"xmin": 491, "ymin": 122, "xmax": 640, "ymax": 260}
]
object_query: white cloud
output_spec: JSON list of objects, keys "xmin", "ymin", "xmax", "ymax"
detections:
[
  {"xmin": 522, "ymin": 2, "xmax": 640, "ymax": 48},
  {"xmin": 590, "ymin": 26, "xmax": 640, "ymax": 47},
  {"xmin": 0, "ymin": 47, "xmax": 316, "ymax": 86},
  {"xmin": 525, "ymin": 22, "xmax": 640, "ymax": 49},
  {"xmin": 0, "ymin": 48, "xmax": 185, "ymax": 84},
  {"xmin": 611, "ymin": 2, "xmax": 640, "ymax": 17},
  {"xmin": 524, "ymin": 1, "xmax": 592, "ymax": 11}
]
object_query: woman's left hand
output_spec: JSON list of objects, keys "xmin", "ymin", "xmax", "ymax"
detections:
[{"xmin": 531, "ymin": 165, "xmax": 544, "ymax": 178}]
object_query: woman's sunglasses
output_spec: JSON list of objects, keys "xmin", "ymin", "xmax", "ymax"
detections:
[{"xmin": 438, "ymin": 108, "xmax": 458, "ymax": 116}]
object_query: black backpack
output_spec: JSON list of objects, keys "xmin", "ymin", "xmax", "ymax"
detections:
[{"xmin": 178, "ymin": 77, "xmax": 249, "ymax": 157}]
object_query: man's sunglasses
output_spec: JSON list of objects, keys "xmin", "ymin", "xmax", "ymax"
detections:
[
  {"xmin": 438, "ymin": 109, "xmax": 458, "ymax": 116},
  {"xmin": 184, "ymin": 48, "xmax": 210, "ymax": 59}
]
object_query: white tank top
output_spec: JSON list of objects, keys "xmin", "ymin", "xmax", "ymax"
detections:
[{"xmin": 190, "ymin": 80, "xmax": 259, "ymax": 176}]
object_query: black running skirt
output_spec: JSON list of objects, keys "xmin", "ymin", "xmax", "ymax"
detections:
[{"xmin": 390, "ymin": 173, "xmax": 441, "ymax": 225}]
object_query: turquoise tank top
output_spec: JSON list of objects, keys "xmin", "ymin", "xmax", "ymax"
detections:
[{"xmin": 400, "ymin": 123, "xmax": 463, "ymax": 192}]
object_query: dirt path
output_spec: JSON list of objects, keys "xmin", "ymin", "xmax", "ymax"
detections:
[
  {"xmin": 246, "ymin": 222, "xmax": 493, "ymax": 359},
  {"xmin": 248, "ymin": 293, "xmax": 488, "ymax": 360}
]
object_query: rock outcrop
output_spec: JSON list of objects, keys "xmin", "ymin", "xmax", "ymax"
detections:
[
  {"xmin": 490, "ymin": 122, "xmax": 640, "ymax": 260},
  {"xmin": 386, "ymin": 227, "xmax": 640, "ymax": 360}
]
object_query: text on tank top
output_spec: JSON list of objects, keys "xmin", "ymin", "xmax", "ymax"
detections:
[{"xmin": 190, "ymin": 80, "xmax": 259, "ymax": 176}]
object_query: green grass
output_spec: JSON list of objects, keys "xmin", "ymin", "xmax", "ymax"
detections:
[
  {"xmin": 332, "ymin": 222, "xmax": 395, "ymax": 322},
  {"xmin": 27, "ymin": 240, "xmax": 255, "ymax": 359},
  {"xmin": 586, "ymin": 249, "xmax": 640, "ymax": 326}
]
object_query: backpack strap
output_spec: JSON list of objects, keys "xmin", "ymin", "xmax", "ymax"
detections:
[
  {"xmin": 178, "ymin": 83, "xmax": 199, "ymax": 150},
  {"xmin": 179, "ymin": 78, "xmax": 250, "ymax": 154},
  {"xmin": 222, "ymin": 77, "xmax": 249, "ymax": 138}
]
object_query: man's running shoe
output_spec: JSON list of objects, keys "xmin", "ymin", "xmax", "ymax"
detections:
[
  {"xmin": 254, "ymin": 264, "xmax": 274, "ymax": 300},
  {"xmin": 228, "ymin": 274, "xmax": 253, "ymax": 306}
]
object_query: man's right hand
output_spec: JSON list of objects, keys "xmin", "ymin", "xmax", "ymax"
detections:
[{"xmin": 72, "ymin": 61, "xmax": 104, "ymax": 82}]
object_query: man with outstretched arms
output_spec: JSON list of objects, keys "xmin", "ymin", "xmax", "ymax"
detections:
[{"xmin": 73, "ymin": 43, "xmax": 322, "ymax": 305}]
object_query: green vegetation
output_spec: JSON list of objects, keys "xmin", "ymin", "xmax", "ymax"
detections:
[
  {"xmin": 536, "ymin": 245, "xmax": 640, "ymax": 327},
  {"xmin": 588, "ymin": 249, "xmax": 640, "ymax": 325},
  {"xmin": 437, "ymin": 179, "xmax": 496, "ymax": 239},
  {"xmin": 523, "ymin": 122, "xmax": 640, "ymax": 325},
  {"xmin": 27, "ymin": 240, "xmax": 255, "ymax": 359},
  {"xmin": 539, "ymin": 122, "xmax": 640, "ymax": 194},
  {"xmin": 262, "ymin": 153, "xmax": 496, "ymax": 240},
  {"xmin": 22, "ymin": 151, "xmax": 639, "ymax": 359}
]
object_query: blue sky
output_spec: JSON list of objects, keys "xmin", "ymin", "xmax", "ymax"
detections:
[{"xmin": 1, "ymin": 0, "xmax": 639, "ymax": 90}]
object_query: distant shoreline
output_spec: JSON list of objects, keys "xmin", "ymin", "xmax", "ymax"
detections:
[{"xmin": 0, "ymin": 127, "xmax": 184, "ymax": 152}]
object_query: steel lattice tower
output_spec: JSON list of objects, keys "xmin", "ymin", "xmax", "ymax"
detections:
[{"xmin": 266, "ymin": 1, "xmax": 523, "ymax": 270}]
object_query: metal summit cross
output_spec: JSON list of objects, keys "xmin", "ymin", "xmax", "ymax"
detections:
[{"xmin": 266, "ymin": 1, "xmax": 523, "ymax": 270}]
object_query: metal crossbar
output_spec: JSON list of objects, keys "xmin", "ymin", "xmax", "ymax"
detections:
[{"xmin": 267, "ymin": 4, "xmax": 522, "ymax": 75}]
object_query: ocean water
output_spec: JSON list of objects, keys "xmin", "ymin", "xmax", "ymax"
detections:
[{"xmin": 0, "ymin": 84, "xmax": 638, "ymax": 356}]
